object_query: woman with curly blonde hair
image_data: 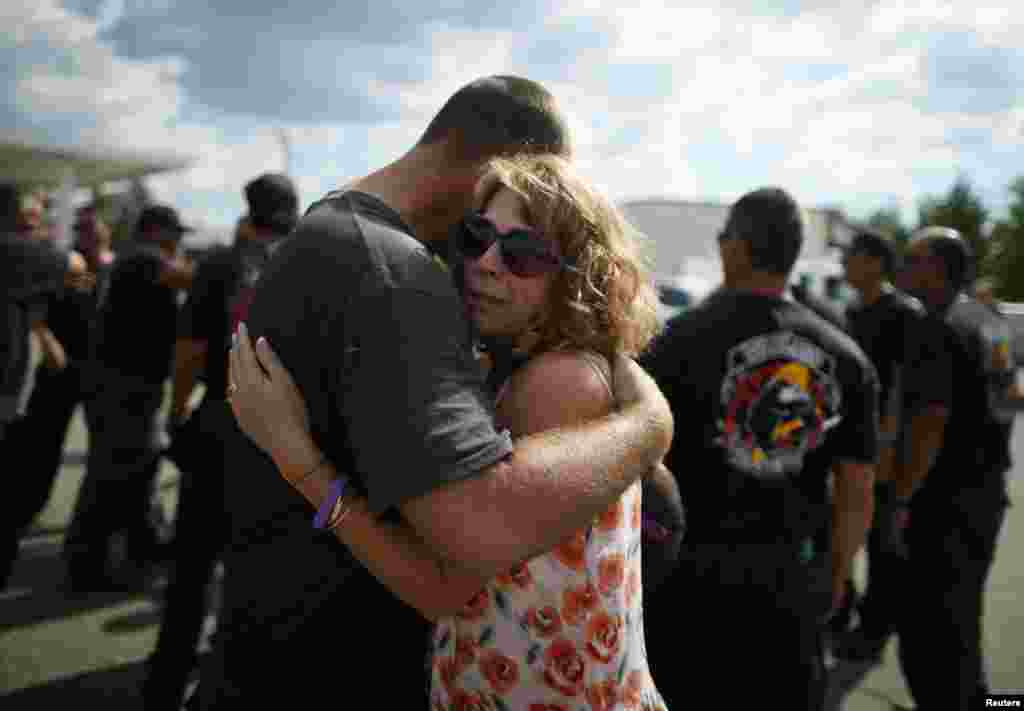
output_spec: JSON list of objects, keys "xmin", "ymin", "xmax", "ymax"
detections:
[{"xmin": 229, "ymin": 154, "xmax": 678, "ymax": 710}]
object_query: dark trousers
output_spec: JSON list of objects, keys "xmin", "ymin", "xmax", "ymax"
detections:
[
  {"xmin": 63, "ymin": 367, "xmax": 164, "ymax": 580},
  {"xmin": 644, "ymin": 541, "xmax": 832, "ymax": 711},
  {"xmin": 897, "ymin": 496, "xmax": 1007, "ymax": 710},
  {"xmin": 0, "ymin": 364, "xmax": 88, "ymax": 588},
  {"xmin": 854, "ymin": 481, "xmax": 904, "ymax": 638},
  {"xmin": 143, "ymin": 398, "xmax": 230, "ymax": 711}
]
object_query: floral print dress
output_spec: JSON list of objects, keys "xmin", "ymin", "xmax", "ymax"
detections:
[{"xmin": 428, "ymin": 359, "xmax": 668, "ymax": 711}]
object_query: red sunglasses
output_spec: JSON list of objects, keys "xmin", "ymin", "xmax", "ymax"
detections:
[{"xmin": 455, "ymin": 212, "xmax": 577, "ymax": 278}]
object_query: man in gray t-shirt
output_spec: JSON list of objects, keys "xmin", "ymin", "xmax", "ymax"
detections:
[{"xmin": 197, "ymin": 77, "xmax": 672, "ymax": 710}]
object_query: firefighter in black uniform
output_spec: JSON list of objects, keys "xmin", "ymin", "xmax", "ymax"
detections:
[
  {"xmin": 893, "ymin": 226, "xmax": 1017, "ymax": 710},
  {"xmin": 641, "ymin": 188, "xmax": 878, "ymax": 711}
]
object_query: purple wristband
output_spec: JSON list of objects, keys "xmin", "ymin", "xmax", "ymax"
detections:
[
  {"xmin": 641, "ymin": 513, "xmax": 672, "ymax": 543},
  {"xmin": 313, "ymin": 477, "xmax": 347, "ymax": 530}
]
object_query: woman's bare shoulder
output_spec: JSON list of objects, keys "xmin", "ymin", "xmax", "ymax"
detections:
[{"xmin": 498, "ymin": 350, "xmax": 615, "ymax": 437}]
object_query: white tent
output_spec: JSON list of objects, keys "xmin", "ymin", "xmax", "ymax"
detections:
[{"xmin": 1, "ymin": 135, "xmax": 193, "ymax": 248}]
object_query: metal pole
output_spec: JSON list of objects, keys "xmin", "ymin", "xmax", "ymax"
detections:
[
  {"xmin": 277, "ymin": 128, "xmax": 291, "ymax": 176},
  {"xmin": 52, "ymin": 164, "xmax": 76, "ymax": 250}
]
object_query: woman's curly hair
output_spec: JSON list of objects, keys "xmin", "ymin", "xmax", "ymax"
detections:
[{"xmin": 475, "ymin": 154, "xmax": 661, "ymax": 359}]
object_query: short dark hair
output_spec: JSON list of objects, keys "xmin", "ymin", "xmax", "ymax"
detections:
[
  {"xmin": 244, "ymin": 172, "xmax": 298, "ymax": 236},
  {"xmin": 849, "ymin": 227, "xmax": 896, "ymax": 276},
  {"xmin": 134, "ymin": 204, "xmax": 191, "ymax": 241},
  {"xmin": 417, "ymin": 75, "xmax": 571, "ymax": 161},
  {"xmin": 724, "ymin": 187, "xmax": 804, "ymax": 275},
  {"xmin": 914, "ymin": 226, "xmax": 973, "ymax": 291}
]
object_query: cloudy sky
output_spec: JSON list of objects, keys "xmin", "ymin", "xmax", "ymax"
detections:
[{"xmin": 4, "ymin": 1, "xmax": 1023, "ymax": 239}]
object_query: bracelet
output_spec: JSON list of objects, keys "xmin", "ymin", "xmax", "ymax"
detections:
[
  {"xmin": 313, "ymin": 476, "xmax": 348, "ymax": 530},
  {"xmin": 325, "ymin": 495, "xmax": 354, "ymax": 532},
  {"xmin": 641, "ymin": 513, "xmax": 674, "ymax": 543}
]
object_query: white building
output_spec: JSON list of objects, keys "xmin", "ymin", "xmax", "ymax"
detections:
[{"xmin": 618, "ymin": 198, "xmax": 859, "ymax": 320}]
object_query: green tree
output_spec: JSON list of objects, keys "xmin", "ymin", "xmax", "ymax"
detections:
[
  {"xmin": 986, "ymin": 177, "xmax": 1024, "ymax": 300},
  {"xmin": 917, "ymin": 175, "xmax": 990, "ymax": 272},
  {"xmin": 865, "ymin": 206, "xmax": 911, "ymax": 251}
]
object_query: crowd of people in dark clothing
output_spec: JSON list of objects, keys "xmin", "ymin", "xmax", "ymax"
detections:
[{"xmin": 1, "ymin": 74, "xmax": 1019, "ymax": 711}]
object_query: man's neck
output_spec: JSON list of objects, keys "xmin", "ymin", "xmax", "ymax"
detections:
[
  {"xmin": 350, "ymin": 145, "xmax": 477, "ymax": 247},
  {"xmin": 726, "ymin": 272, "xmax": 789, "ymax": 296},
  {"xmin": 856, "ymin": 279, "xmax": 887, "ymax": 307}
]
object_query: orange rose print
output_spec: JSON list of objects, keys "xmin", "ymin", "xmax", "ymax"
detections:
[
  {"xmin": 449, "ymin": 689, "xmax": 496, "ymax": 711},
  {"xmin": 496, "ymin": 561, "xmax": 533, "ymax": 590},
  {"xmin": 438, "ymin": 655, "xmax": 461, "ymax": 693},
  {"xmin": 455, "ymin": 635, "xmax": 478, "ymax": 670},
  {"xmin": 620, "ymin": 669, "xmax": 645, "ymax": 709},
  {"xmin": 597, "ymin": 552, "xmax": 626, "ymax": 596},
  {"xmin": 553, "ymin": 529, "xmax": 587, "ymax": 571},
  {"xmin": 585, "ymin": 611, "xmax": 623, "ymax": 663},
  {"xmin": 525, "ymin": 605, "xmax": 563, "ymax": 638},
  {"xmin": 479, "ymin": 649, "xmax": 520, "ymax": 695},
  {"xmin": 585, "ymin": 677, "xmax": 620, "ymax": 711},
  {"xmin": 597, "ymin": 499, "xmax": 623, "ymax": 531},
  {"xmin": 457, "ymin": 589, "xmax": 491, "ymax": 621},
  {"xmin": 561, "ymin": 582, "xmax": 598, "ymax": 627},
  {"xmin": 542, "ymin": 638, "xmax": 586, "ymax": 697}
]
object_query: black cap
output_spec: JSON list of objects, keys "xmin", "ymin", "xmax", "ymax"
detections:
[
  {"xmin": 244, "ymin": 173, "xmax": 298, "ymax": 236},
  {"xmin": 846, "ymin": 227, "xmax": 895, "ymax": 274},
  {"xmin": 911, "ymin": 225, "xmax": 974, "ymax": 289},
  {"xmin": 136, "ymin": 204, "xmax": 192, "ymax": 239}
]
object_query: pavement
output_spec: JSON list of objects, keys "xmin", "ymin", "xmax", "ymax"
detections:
[{"xmin": 2, "ymin": 405, "xmax": 1023, "ymax": 710}]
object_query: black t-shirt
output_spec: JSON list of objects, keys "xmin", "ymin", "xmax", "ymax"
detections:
[
  {"xmin": 178, "ymin": 240, "xmax": 279, "ymax": 399},
  {"xmin": 640, "ymin": 289, "xmax": 879, "ymax": 544},
  {"xmin": 94, "ymin": 244, "xmax": 180, "ymax": 384},
  {"xmin": 918, "ymin": 296, "xmax": 1015, "ymax": 505},
  {"xmin": 790, "ymin": 283, "xmax": 848, "ymax": 332},
  {"xmin": 201, "ymin": 191, "xmax": 513, "ymax": 705},
  {"xmin": 845, "ymin": 287, "xmax": 949, "ymax": 421},
  {"xmin": 43, "ymin": 261, "xmax": 111, "ymax": 365},
  {"xmin": 1, "ymin": 233, "xmax": 68, "ymax": 422}
]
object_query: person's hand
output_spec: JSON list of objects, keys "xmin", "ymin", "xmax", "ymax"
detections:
[
  {"xmin": 65, "ymin": 251, "xmax": 96, "ymax": 292},
  {"xmin": 41, "ymin": 347, "xmax": 68, "ymax": 372},
  {"xmin": 610, "ymin": 354, "xmax": 673, "ymax": 461},
  {"xmin": 228, "ymin": 322, "xmax": 311, "ymax": 459}
]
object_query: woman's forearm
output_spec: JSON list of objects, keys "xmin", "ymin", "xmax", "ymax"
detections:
[{"xmin": 269, "ymin": 430, "xmax": 489, "ymax": 621}]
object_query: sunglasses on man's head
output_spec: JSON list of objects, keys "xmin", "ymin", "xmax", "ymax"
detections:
[{"xmin": 455, "ymin": 212, "xmax": 577, "ymax": 278}]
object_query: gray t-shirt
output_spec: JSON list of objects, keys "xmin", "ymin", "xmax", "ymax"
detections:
[{"xmin": 202, "ymin": 191, "xmax": 512, "ymax": 708}]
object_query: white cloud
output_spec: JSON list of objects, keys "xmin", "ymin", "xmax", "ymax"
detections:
[
  {"xmin": 3, "ymin": 0, "xmax": 1022, "ymax": 229},
  {"xmin": 3, "ymin": 0, "xmax": 97, "ymax": 45},
  {"xmin": 95, "ymin": 0, "xmax": 126, "ymax": 33}
]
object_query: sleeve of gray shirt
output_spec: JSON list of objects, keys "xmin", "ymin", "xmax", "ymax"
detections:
[{"xmin": 342, "ymin": 250, "xmax": 514, "ymax": 516}]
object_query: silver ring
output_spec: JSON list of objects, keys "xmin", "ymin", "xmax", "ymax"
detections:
[{"xmin": 227, "ymin": 382, "xmax": 238, "ymax": 398}]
